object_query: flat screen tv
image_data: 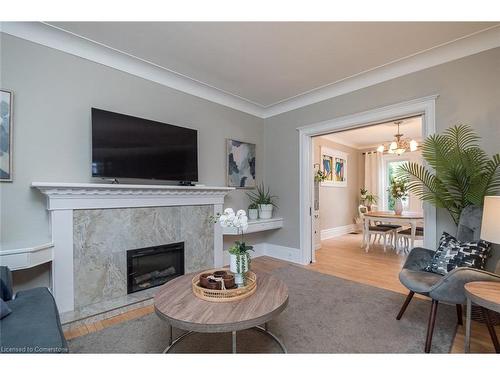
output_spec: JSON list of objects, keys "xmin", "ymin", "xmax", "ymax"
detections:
[{"xmin": 91, "ymin": 108, "xmax": 198, "ymax": 182}]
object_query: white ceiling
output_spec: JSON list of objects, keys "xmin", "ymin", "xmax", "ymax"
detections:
[
  {"xmin": 321, "ymin": 116, "xmax": 422, "ymax": 150},
  {"xmin": 46, "ymin": 22, "xmax": 498, "ymax": 108}
]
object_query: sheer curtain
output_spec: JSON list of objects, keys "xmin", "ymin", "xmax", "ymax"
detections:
[{"xmin": 364, "ymin": 151, "xmax": 384, "ymax": 210}]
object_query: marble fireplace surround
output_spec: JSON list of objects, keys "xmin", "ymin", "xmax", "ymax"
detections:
[{"xmin": 32, "ymin": 182, "xmax": 234, "ymax": 313}]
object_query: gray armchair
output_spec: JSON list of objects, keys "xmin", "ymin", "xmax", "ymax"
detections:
[{"xmin": 397, "ymin": 206, "xmax": 500, "ymax": 353}]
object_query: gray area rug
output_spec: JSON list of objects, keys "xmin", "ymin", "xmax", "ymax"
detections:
[{"xmin": 69, "ymin": 265, "xmax": 457, "ymax": 353}]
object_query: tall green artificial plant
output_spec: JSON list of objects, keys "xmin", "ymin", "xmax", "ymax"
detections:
[{"xmin": 397, "ymin": 124, "xmax": 500, "ymax": 225}]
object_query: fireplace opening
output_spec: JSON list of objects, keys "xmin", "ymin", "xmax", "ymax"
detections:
[{"xmin": 127, "ymin": 242, "xmax": 184, "ymax": 294}]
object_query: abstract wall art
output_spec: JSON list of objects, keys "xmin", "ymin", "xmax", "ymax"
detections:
[
  {"xmin": 0, "ymin": 89, "xmax": 13, "ymax": 182},
  {"xmin": 226, "ymin": 139, "xmax": 256, "ymax": 188}
]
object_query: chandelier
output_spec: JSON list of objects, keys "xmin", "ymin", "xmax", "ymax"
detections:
[{"xmin": 376, "ymin": 121, "xmax": 418, "ymax": 155}]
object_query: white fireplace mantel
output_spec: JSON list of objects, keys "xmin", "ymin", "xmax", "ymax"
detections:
[
  {"xmin": 32, "ymin": 182, "xmax": 234, "ymax": 210},
  {"xmin": 32, "ymin": 182, "xmax": 234, "ymax": 313}
]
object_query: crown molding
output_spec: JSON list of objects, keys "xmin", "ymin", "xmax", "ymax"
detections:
[
  {"xmin": 0, "ymin": 22, "xmax": 266, "ymax": 118},
  {"xmin": 263, "ymin": 25, "xmax": 500, "ymax": 118},
  {"xmin": 1, "ymin": 22, "xmax": 499, "ymax": 120},
  {"xmin": 319, "ymin": 134, "xmax": 359, "ymax": 149}
]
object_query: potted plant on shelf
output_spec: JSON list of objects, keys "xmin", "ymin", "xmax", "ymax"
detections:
[
  {"xmin": 211, "ymin": 208, "xmax": 253, "ymax": 287},
  {"xmin": 247, "ymin": 183, "xmax": 278, "ymax": 219},
  {"xmin": 389, "ymin": 178, "xmax": 408, "ymax": 215},
  {"xmin": 248, "ymin": 203, "xmax": 259, "ymax": 220}
]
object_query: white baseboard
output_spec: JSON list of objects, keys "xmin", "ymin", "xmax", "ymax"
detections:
[
  {"xmin": 321, "ymin": 224, "xmax": 361, "ymax": 241},
  {"xmin": 251, "ymin": 242, "xmax": 305, "ymax": 265}
]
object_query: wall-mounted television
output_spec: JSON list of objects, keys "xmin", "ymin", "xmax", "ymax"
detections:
[{"xmin": 91, "ymin": 108, "xmax": 198, "ymax": 182}]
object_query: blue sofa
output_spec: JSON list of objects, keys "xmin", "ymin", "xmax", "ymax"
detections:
[{"xmin": 0, "ymin": 266, "xmax": 68, "ymax": 353}]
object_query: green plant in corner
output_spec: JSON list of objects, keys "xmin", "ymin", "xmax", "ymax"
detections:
[
  {"xmin": 246, "ymin": 182, "xmax": 278, "ymax": 208},
  {"xmin": 364, "ymin": 194, "xmax": 378, "ymax": 206},
  {"xmin": 397, "ymin": 124, "xmax": 500, "ymax": 225},
  {"xmin": 248, "ymin": 202, "xmax": 259, "ymax": 210}
]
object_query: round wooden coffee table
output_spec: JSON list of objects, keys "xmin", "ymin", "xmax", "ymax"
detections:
[{"xmin": 154, "ymin": 271, "xmax": 289, "ymax": 353}]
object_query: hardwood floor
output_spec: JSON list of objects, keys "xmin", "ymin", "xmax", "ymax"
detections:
[
  {"xmin": 309, "ymin": 233, "xmax": 408, "ymax": 295},
  {"xmin": 64, "ymin": 233, "xmax": 497, "ymax": 353}
]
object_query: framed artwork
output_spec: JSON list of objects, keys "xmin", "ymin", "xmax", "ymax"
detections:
[
  {"xmin": 0, "ymin": 89, "xmax": 13, "ymax": 182},
  {"xmin": 226, "ymin": 139, "xmax": 256, "ymax": 188},
  {"xmin": 321, "ymin": 147, "xmax": 347, "ymax": 187}
]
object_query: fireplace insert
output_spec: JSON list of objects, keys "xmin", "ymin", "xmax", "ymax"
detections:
[{"xmin": 127, "ymin": 242, "xmax": 184, "ymax": 294}]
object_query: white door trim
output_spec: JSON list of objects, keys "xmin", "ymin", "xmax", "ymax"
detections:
[{"xmin": 298, "ymin": 95, "xmax": 438, "ymax": 264}]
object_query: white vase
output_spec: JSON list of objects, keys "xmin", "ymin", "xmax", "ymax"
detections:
[
  {"xmin": 258, "ymin": 204, "xmax": 273, "ymax": 219},
  {"xmin": 230, "ymin": 253, "xmax": 250, "ymax": 287},
  {"xmin": 248, "ymin": 208, "xmax": 258, "ymax": 220},
  {"xmin": 394, "ymin": 198, "xmax": 403, "ymax": 215}
]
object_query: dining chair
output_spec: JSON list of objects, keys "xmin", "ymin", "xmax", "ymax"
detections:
[
  {"xmin": 359, "ymin": 206, "xmax": 395, "ymax": 252},
  {"xmin": 396, "ymin": 226, "xmax": 424, "ymax": 254}
]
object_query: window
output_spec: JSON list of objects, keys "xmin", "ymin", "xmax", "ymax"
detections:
[{"xmin": 386, "ymin": 160, "xmax": 409, "ymax": 210}]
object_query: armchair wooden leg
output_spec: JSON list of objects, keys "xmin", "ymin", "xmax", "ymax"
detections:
[
  {"xmin": 456, "ymin": 304, "xmax": 463, "ymax": 326},
  {"xmin": 425, "ymin": 300, "xmax": 439, "ymax": 353},
  {"xmin": 482, "ymin": 307, "xmax": 500, "ymax": 353},
  {"xmin": 396, "ymin": 291, "xmax": 415, "ymax": 320}
]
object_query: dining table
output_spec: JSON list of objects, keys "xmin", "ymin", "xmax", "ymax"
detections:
[{"xmin": 363, "ymin": 210, "xmax": 424, "ymax": 251}]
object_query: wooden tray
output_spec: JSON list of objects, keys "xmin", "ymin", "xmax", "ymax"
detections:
[{"xmin": 192, "ymin": 268, "xmax": 257, "ymax": 302}]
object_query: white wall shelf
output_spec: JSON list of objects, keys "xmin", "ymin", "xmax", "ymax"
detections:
[
  {"xmin": 222, "ymin": 217, "xmax": 284, "ymax": 236},
  {"xmin": 0, "ymin": 243, "xmax": 54, "ymax": 270}
]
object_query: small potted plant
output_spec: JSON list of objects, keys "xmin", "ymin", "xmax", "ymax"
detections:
[
  {"xmin": 248, "ymin": 203, "xmax": 259, "ymax": 220},
  {"xmin": 365, "ymin": 194, "xmax": 378, "ymax": 211},
  {"xmin": 212, "ymin": 208, "xmax": 252, "ymax": 286},
  {"xmin": 315, "ymin": 169, "xmax": 327, "ymax": 183},
  {"xmin": 247, "ymin": 183, "xmax": 278, "ymax": 220},
  {"xmin": 360, "ymin": 188, "xmax": 368, "ymax": 201},
  {"xmin": 389, "ymin": 178, "xmax": 408, "ymax": 215}
]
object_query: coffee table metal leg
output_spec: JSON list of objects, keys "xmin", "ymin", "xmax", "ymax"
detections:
[
  {"xmin": 162, "ymin": 331, "xmax": 194, "ymax": 353},
  {"xmin": 162, "ymin": 326, "xmax": 286, "ymax": 354},
  {"xmin": 252, "ymin": 326, "xmax": 287, "ymax": 353},
  {"xmin": 168, "ymin": 325, "xmax": 173, "ymax": 346},
  {"xmin": 232, "ymin": 331, "xmax": 237, "ymax": 353},
  {"xmin": 465, "ymin": 297, "xmax": 472, "ymax": 353}
]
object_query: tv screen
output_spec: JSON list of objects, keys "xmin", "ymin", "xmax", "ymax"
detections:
[{"xmin": 91, "ymin": 108, "xmax": 198, "ymax": 182}]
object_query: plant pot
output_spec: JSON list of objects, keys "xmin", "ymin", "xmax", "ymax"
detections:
[
  {"xmin": 394, "ymin": 198, "xmax": 403, "ymax": 215},
  {"xmin": 258, "ymin": 204, "xmax": 273, "ymax": 219},
  {"xmin": 230, "ymin": 253, "xmax": 250, "ymax": 287},
  {"xmin": 248, "ymin": 208, "xmax": 259, "ymax": 220}
]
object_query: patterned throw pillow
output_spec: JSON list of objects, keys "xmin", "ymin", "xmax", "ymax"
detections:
[{"xmin": 425, "ymin": 232, "xmax": 491, "ymax": 276}]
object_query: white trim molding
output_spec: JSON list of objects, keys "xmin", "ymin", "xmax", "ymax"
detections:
[
  {"xmin": 264, "ymin": 25, "xmax": 500, "ymax": 117},
  {"xmin": 298, "ymin": 95, "xmax": 438, "ymax": 265},
  {"xmin": 222, "ymin": 217, "xmax": 283, "ymax": 235},
  {"xmin": 0, "ymin": 243, "xmax": 54, "ymax": 271},
  {"xmin": 260, "ymin": 243, "xmax": 304, "ymax": 265},
  {"xmin": 32, "ymin": 182, "xmax": 234, "ymax": 210},
  {"xmin": 32, "ymin": 182, "xmax": 234, "ymax": 313},
  {"xmin": 2, "ymin": 22, "xmax": 499, "ymax": 119},
  {"xmin": 0, "ymin": 22, "xmax": 265, "ymax": 118},
  {"xmin": 321, "ymin": 224, "xmax": 361, "ymax": 241}
]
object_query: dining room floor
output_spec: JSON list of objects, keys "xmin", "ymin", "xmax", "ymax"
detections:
[{"xmin": 311, "ymin": 232, "xmax": 409, "ymax": 295}]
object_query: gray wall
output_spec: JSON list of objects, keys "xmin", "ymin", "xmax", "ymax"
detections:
[
  {"xmin": 0, "ymin": 34, "xmax": 266, "ymax": 285},
  {"xmin": 263, "ymin": 47, "xmax": 500, "ymax": 270},
  {"xmin": 312, "ymin": 136, "xmax": 361, "ymax": 230}
]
